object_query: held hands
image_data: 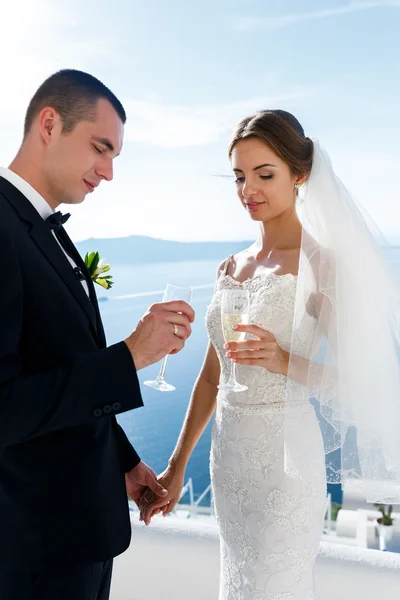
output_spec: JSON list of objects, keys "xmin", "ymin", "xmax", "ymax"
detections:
[
  {"xmin": 124, "ymin": 301, "xmax": 195, "ymax": 370},
  {"xmin": 225, "ymin": 324, "xmax": 289, "ymax": 376},
  {"xmin": 125, "ymin": 461, "xmax": 168, "ymax": 510},
  {"xmin": 138, "ymin": 465, "xmax": 185, "ymax": 526}
]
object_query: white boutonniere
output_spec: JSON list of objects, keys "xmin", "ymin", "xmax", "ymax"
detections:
[{"xmin": 84, "ymin": 252, "xmax": 114, "ymax": 290}]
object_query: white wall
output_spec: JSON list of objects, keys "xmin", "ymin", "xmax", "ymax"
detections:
[
  {"xmin": 111, "ymin": 516, "xmax": 400, "ymax": 600},
  {"xmin": 316, "ymin": 542, "xmax": 400, "ymax": 600}
]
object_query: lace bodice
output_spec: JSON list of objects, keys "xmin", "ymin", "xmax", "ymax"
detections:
[{"xmin": 205, "ymin": 269, "xmax": 317, "ymax": 407}]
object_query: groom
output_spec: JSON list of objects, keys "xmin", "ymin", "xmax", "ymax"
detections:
[{"xmin": 0, "ymin": 69, "xmax": 194, "ymax": 599}]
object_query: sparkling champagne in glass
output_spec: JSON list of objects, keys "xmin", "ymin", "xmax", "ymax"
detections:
[
  {"xmin": 144, "ymin": 283, "xmax": 193, "ymax": 392},
  {"xmin": 218, "ymin": 289, "xmax": 250, "ymax": 393}
]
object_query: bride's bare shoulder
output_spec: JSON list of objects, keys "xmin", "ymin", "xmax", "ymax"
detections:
[
  {"xmin": 302, "ymin": 233, "xmax": 335, "ymax": 317},
  {"xmin": 302, "ymin": 232, "xmax": 335, "ymax": 277},
  {"xmin": 217, "ymin": 245, "xmax": 255, "ymax": 278},
  {"xmin": 216, "ymin": 255, "xmax": 234, "ymax": 278}
]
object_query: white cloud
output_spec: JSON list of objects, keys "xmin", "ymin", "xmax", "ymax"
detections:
[
  {"xmin": 231, "ymin": 1, "xmax": 400, "ymax": 31},
  {"xmin": 0, "ymin": 1, "xmax": 113, "ymax": 126},
  {"xmin": 124, "ymin": 86, "xmax": 321, "ymax": 149}
]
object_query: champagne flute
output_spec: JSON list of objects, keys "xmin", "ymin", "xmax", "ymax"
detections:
[
  {"xmin": 144, "ymin": 283, "xmax": 193, "ymax": 392},
  {"xmin": 218, "ymin": 289, "xmax": 250, "ymax": 393}
]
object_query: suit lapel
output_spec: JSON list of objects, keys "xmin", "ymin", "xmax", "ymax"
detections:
[
  {"xmin": 1, "ymin": 178, "xmax": 100, "ymax": 342},
  {"xmin": 57, "ymin": 227, "xmax": 107, "ymax": 348},
  {"xmin": 30, "ymin": 223, "xmax": 98, "ymax": 331}
]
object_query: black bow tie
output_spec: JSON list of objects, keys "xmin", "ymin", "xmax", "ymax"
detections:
[{"xmin": 45, "ymin": 211, "xmax": 71, "ymax": 232}]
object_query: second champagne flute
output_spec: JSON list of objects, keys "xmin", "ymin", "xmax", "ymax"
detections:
[
  {"xmin": 144, "ymin": 283, "xmax": 193, "ymax": 392},
  {"xmin": 219, "ymin": 289, "xmax": 250, "ymax": 393}
]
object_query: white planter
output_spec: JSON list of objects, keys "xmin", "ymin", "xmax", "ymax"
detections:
[{"xmin": 375, "ymin": 520, "xmax": 394, "ymax": 549}]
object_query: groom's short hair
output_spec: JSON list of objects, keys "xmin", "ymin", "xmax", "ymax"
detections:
[{"xmin": 24, "ymin": 69, "xmax": 126, "ymax": 137}]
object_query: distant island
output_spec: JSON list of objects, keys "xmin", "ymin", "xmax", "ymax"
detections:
[
  {"xmin": 75, "ymin": 234, "xmax": 400, "ymax": 267},
  {"xmin": 76, "ymin": 235, "xmax": 253, "ymax": 265}
]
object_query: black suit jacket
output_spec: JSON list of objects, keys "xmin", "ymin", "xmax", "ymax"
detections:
[{"xmin": 0, "ymin": 176, "xmax": 144, "ymax": 570}]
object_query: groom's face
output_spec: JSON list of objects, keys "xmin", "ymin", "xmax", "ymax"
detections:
[{"xmin": 45, "ymin": 98, "xmax": 124, "ymax": 205}]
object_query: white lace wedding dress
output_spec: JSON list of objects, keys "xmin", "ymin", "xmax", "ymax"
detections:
[{"xmin": 206, "ymin": 260, "xmax": 327, "ymax": 600}]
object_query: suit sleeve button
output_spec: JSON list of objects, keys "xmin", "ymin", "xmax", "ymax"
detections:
[{"xmin": 93, "ymin": 408, "xmax": 103, "ymax": 418}]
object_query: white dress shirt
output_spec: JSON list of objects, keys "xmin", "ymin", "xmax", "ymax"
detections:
[{"xmin": 0, "ymin": 167, "xmax": 89, "ymax": 297}]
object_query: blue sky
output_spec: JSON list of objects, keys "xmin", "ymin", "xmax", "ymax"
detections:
[{"xmin": 1, "ymin": 0, "xmax": 399, "ymax": 242}]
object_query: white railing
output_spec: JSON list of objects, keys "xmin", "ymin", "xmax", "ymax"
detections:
[
  {"xmin": 324, "ymin": 493, "xmax": 332, "ymax": 534},
  {"xmin": 177, "ymin": 478, "xmax": 214, "ymax": 517},
  {"xmin": 178, "ymin": 477, "xmax": 195, "ymax": 510}
]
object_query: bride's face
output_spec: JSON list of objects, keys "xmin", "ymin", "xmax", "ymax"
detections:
[{"xmin": 230, "ymin": 137, "xmax": 298, "ymax": 223}]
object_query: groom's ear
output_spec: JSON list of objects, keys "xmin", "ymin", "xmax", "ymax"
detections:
[{"xmin": 38, "ymin": 107, "xmax": 61, "ymax": 143}]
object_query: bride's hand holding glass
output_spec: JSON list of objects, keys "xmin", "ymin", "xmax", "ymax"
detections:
[
  {"xmin": 218, "ymin": 289, "xmax": 250, "ymax": 392},
  {"xmin": 224, "ymin": 323, "xmax": 290, "ymax": 376}
]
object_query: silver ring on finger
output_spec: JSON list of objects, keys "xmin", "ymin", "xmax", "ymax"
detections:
[{"xmin": 173, "ymin": 324, "xmax": 179, "ymax": 336}]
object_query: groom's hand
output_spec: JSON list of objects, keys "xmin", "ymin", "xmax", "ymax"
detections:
[
  {"xmin": 124, "ymin": 301, "xmax": 195, "ymax": 370},
  {"xmin": 139, "ymin": 465, "xmax": 185, "ymax": 525},
  {"xmin": 125, "ymin": 461, "xmax": 168, "ymax": 510}
]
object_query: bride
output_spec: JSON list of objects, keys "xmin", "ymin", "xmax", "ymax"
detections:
[{"xmin": 140, "ymin": 109, "xmax": 400, "ymax": 599}]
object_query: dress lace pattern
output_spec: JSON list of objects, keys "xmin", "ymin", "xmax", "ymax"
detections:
[{"xmin": 206, "ymin": 267, "xmax": 326, "ymax": 600}]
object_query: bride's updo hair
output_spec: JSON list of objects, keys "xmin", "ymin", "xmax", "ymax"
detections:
[{"xmin": 228, "ymin": 109, "xmax": 313, "ymax": 180}]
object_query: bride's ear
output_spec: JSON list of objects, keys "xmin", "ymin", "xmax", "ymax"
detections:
[{"xmin": 295, "ymin": 175, "xmax": 308, "ymax": 188}]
